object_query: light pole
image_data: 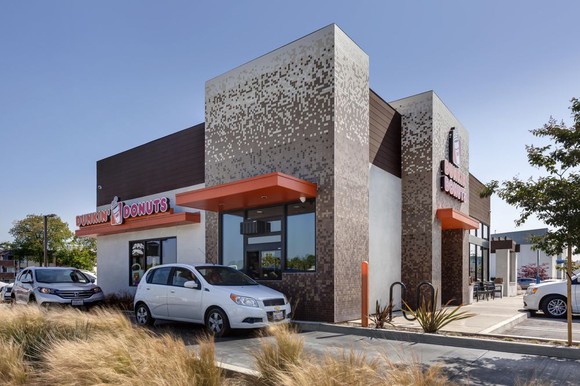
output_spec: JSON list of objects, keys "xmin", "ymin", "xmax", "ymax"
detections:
[{"xmin": 43, "ymin": 214, "xmax": 56, "ymax": 267}]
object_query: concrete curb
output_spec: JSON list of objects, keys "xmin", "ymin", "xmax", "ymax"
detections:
[
  {"xmin": 479, "ymin": 311, "xmax": 529, "ymax": 334},
  {"xmin": 294, "ymin": 321, "xmax": 580, "ymax": 360}
]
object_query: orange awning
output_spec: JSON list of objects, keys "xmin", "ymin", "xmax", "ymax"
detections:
[
  {"xmin": 436, "ymin": 208, "xmax": 479, "ymax": 230},
  {"xmin": 75, "ymin": 211, "xmax": 200, "ymax": 237},
  {"xmin": 176, "ymin": 172, "xmax": 317, "ymax": 212}
]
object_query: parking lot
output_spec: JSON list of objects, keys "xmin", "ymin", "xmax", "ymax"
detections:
[{"xmin": 502, "ymin": 314, "xmax": 580, "ymax": 341}]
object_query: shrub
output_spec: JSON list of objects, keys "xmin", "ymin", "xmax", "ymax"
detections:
[
  {"xmin": 370, "ymin": 300, "xmax": 393, "ymax": 329},
  {"xmin": 102, "ymin": 291, "xmax": 135, "ymax": 311},
  {"xmin": 40, "ymin": 330, "xmax": 224, "ymax": 386},
  {"xmin": 0, "ymin": 306, "xmax": 132, "ymax": 361},
  {"xmin": 253, "ymin": 324, "xmax": 305, "ymax": 385},
  {"xmin": 404, "ymin": 290, "xmax": 475, "ymax": 334},
  {"xmin": 0, "ymin": 341, "xmax": 29, "ymax": 385}
]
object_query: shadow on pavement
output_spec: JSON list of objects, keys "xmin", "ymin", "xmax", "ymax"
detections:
[{"xmin": 439, "ymin": 353, "xmax": 579, "ymax": 385}]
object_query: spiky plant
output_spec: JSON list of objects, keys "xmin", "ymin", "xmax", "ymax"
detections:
[
  {"xmin": 370, "ymin": 300, "xmax": 393, "ymax": 329},
  {"xmin": 404, "ymin": 290, "xmax": 475, "ymax": 333}
]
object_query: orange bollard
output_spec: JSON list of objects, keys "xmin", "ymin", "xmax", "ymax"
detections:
[{"xmin": 361, "ymin": 261, "xmax": 369, "ymax": 327}]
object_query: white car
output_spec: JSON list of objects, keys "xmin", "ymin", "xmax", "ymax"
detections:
[
  {"xmin": 133, "ymin": 264, "xmax": 292, "ymax": 336},
  {"xmin": 523, "ymin": 274, "xmax": 580, "ymax": 317}
]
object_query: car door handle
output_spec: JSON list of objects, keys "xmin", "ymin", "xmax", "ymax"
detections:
[{"xmin": 170, "ymin": 290, "xmax": 175, "ymax": 293}]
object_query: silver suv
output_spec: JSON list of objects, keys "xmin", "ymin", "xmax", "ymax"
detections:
[{"xmin": 13, "ymin": 267, "xmax": 104, "ymax": 308}]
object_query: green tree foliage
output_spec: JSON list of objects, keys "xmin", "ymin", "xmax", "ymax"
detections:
[
  {"xmin": 482, "ymin": 98, "xmax": 579, "ymax": 346},
  {"xmin": 7, "ymin": 215, "xmax": 96, "ymax": 270},
  {"xmin": 9, "ymin": 215, "xmax": 73, "ymax": 264},
  {"xmin": 54, "ymin": 237, "xmax": 97, "ymax": 271},
  {"xmin": 482, "ymin": 98, "xmax": 580, "ymax": 256}
]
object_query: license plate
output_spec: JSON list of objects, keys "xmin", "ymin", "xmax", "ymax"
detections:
[
  {"xmin": 273, "ymin": 311, "xmax": 284, "ymax": 321},
  {"xmin": 71, "ymin": 299, "xmax": 84, "ymax": 306}
]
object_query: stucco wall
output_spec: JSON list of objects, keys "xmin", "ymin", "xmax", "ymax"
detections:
[
  {"xmin": 368, "ymin": 164, "xmax": 402, "ymax": 309},
  {"xmin": 96, "ymin": 185, "xmax": 205, "ymax": 296}
]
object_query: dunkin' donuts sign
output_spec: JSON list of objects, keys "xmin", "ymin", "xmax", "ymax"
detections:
[
  {"xmin": 76, "ymin": 196, "xmax": 170, "ymax": 227},
  {"xmin": 440, "ymin": 127, "xmax": 466, "ymax": 202}
]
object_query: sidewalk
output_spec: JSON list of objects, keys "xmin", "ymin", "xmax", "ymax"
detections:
[{"xmin": 387, "ymin": 294, "xmax": 528, "ymax": 335}]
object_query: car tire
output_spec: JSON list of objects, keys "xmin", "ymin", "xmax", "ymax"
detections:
[
  {"xmin": 542, "ymin": 295, "xmax": 567, "ymax": 318},
  {"xmin": 135, "ymin": 303, "xmax": 155, "ymax": 326},
  {"xmin": 205, "ymin": 307, "xmax": 230, "ymax": 338}
]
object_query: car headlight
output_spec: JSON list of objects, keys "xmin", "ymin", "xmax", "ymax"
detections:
[
  {"xmin": 527, "ymin": 287, "xmax": 538, "ymax": 295},
  {"xmin": 92, "ymin": 287, "xmax": 102, "ymax": 294},
  {"xmin": 230, "ymin": 293, "xmax": 259, "ymax": 307},
  {"xmin": 38, "ymin": 287, "xmax": 56, "ymax": 294}
]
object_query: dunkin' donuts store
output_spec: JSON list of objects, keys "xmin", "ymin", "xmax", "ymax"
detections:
[{"xmin": 75, "ymin": 25, "xmax": 490, "ymax": 322}]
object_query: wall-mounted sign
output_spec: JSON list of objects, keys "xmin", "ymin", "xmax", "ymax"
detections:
[
  {"xmin": 76, "ymin": 196, "xmax": 170, "ymax": 228},
  {"xmin": 448, "ymin": 127, "xmax": 461, "ymax": 167},
  {"xmin": 440, "ymin": 127, "xmax": 466, "ymax": 202}
]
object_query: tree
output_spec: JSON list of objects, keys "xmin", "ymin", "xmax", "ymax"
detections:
[
  {"xmin": 54, "ymin": 237, "xmax": 97, "ymax": 270},
  {"xmin": 9, "ymin": 214, "xmax": 73, "ymax": 265},
  {"xmin": 518, "ymin": 263, "xmax": 549, "ymax": 280},
  {"xmin": 482, "ymin": 97, "xmax": 580, "ymax": 346}
]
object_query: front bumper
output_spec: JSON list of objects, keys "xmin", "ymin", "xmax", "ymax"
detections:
[
  {"xmin": 523, "ymin": 292, "xmax": 541, "ymax": 311},
  {"xmin": 35, "ymin": 291, "xmax": 105, "ymax": 307},
  {"xmin": 228, "ymin": 303, "xmax": 292, "ymax": 329}
]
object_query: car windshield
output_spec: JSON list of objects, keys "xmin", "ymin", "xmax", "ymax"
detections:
[
  {"xmin": 196, "ymin": 266, "xmax": 257, "ymax": 286},
  {"xmin": 35, "ymin": 269, "xmax": 90, "ymax": 284}
]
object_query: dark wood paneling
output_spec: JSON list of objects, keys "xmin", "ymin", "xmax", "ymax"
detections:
[
  {"xmin": 97, "ymin": 123, "xmax": 205, "ymax": 206},
  {"xmin": 369, "ymin": 89, "xmax": 402, "ymax": 178},
  {"xmin": 469, "ymin": 174, "xmax": 490, "ymax": 224}
]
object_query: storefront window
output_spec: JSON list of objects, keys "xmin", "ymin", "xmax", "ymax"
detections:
[
  {"xmin": 219, "ymin": 201, "xmax": 316, "ymax": 279},
  {"xmin": 286, "ymin": 202, "xmax": 316, "ymax": 271},
  {"xmin": 469, "ymin": 244, "xmax": 476, "ymax": 282},
  {"xmin": 222, "ymin": 211, "xmax": 244, "ymax": 270},
  {"xmin": 129, "ymin": 237, "xmax": 176, "ymax": 286}
]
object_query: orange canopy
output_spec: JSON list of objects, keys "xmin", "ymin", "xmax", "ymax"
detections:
[
  {"xmin": 436, "ymin": 208, "xmax": 479, "ymax": 230},
  {"xmin": 176, "ymin": 172, "xmax": 317, "ymax": 212}
]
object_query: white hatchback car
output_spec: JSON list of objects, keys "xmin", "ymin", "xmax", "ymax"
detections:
[
  {"xmin": 133, "ymin": 264, "xmax": 292, "ymax": 336},
  {"xmin": 523, "ymin": 274, "xmax": 580, "ymax": 317}
]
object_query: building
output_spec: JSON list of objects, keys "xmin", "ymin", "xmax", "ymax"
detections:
[
  {"xmin": 491, "ymin": 228, "xmax": 564, "ymax": 280},
  {"xmin": 75, "ymin": 25, "xmax": 490, "ymax": 322}
]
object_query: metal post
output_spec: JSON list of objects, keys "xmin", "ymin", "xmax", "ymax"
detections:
[
  {"xmin": 43, "ymin": 214, "xmax": 56, "ymax": 267},
  {"xmin": 536, "ymin": 249, "xmax": 540, "ymax": 284},
  {"xmin": 43, "ymin": 215, "xmax": 48, "ymax": 267},
  {"xmin": 361, "ymin": 261, "xmax": 368, "ymax": 327}
]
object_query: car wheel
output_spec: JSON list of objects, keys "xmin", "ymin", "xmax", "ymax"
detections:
[
  {"xmin": 205, "ymin": 308, "xmax": 230, "ymax": 337},
  {"xmin": 135, "ymin": 303, "xmax": 155, "ymax": 326},
  {"xmin": 542, "ymin": 295, "xmax": 567, "ymax": 318}
]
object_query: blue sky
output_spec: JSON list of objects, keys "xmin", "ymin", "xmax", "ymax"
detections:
[{"xmin": 1, "ymin": 1, "xmax": 579, "ymax": 242}]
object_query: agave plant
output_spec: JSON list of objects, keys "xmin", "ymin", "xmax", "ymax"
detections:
[
  {"xmin": 404, "ymin": 290, "xmax": 475, "ymax": 333},
  {"xmin": 370, "ymin": 300, "xmax": 393, "ymax": 329}
]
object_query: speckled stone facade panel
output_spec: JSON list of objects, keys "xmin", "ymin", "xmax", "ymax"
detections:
[
  {"xmin": 204, "ymin": 25, "xmax": 369, "ymax": 322},
  {"xmin": 391, "ymin": 93, "xmax": 434, "ymax": 306},
  {"xmin": 392, "ymin": 91, "xmax": 470, "ymax": 306},
  {"xmin": 441, "ymin": 229, "xmax": 468, "ymax": 304},
  {"xmin": 332, "ymin": 28, "xmax": 369, "ymax": 322}
]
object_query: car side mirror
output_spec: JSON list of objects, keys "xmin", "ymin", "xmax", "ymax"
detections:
[
  {"xmin": 184, "ymin": 280, "xmax": 200, "ymax": 290},
  {"xmin": 90, "ymin": 278, "xmax": 96, "ymax": 284}
]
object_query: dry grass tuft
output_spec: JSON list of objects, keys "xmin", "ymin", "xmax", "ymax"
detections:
[
  {"xmin": 0, "ymin": 341, "xmax": 29, "ymax": 385},
  {"xmin": 252, "ymin": 323, "xmax": 452, "ymax": 386},
  {"xmin": 40, "ymin": 329, "xmax": 224, "ymax": 386},
  {"xmin": 0, "ymin": 306, "xmax": 132, "ymax": 361},
  {"xmin": 253, "ymin": 324, "xmax": 304, "ymax": 385}
]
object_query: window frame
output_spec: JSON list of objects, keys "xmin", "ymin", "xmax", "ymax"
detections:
[{"xmin": 129, "ymin": 236, "xmax": 176, "ymax": 287}]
